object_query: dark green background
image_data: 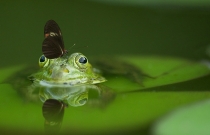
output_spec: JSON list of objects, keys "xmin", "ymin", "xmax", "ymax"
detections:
[{"xmin": 1, "ymin": 0, "xmax": 210, "ymax": 67}]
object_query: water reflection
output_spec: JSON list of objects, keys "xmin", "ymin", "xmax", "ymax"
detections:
[
  {"xmin": 26, "ymin": 83, "xmax": 115, "ymax": 133},
  {"xmin": 39, "ymin": 85, "xmax": 90, "ymax": 107},
  {"xmin": 42, "ymin": 99, "xmax": 65, "ymax": 134}
]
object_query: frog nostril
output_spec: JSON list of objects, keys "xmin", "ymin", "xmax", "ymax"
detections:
[{"xmin": 63, "ymin": 68, "xmax": 69, "ymax": 73}]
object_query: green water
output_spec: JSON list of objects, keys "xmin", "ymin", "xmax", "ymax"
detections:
[{"xmin": 1, "ymin": 0, "xmax": 210, "ymax": 134}]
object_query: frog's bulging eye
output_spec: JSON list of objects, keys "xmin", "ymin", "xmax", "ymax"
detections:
[
  {"xmin": 40, "ymin": 55, "xmax": 45, "ymax": 62},
  {"xmin": 75, "ymin": 54, "xmax": 88, "ymax": 69},
  {"xmin": 79, "ymin": 57, "xmax": 87, "ymax": 64},
  {"xmin": 39, "ymin": 55, "xmax": 50, "ymax": 68}
]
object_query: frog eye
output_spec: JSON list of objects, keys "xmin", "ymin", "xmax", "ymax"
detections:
[
  {"xmin": 75, "ymin": 54, "xmax": 88, "ymax": 69},
  {"xmin": 39, "ymin": 55, "xmax": 50, "ymax": 68},
  {"xmin": 79, "ymin": 57, "xmax": 87, "ymax": 64},
  {"xmin": 40, "ymin": 55, "xmax": 46, "ymax": 62}
]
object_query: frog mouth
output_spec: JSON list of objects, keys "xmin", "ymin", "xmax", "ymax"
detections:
[
  {"xmin": 39, "ymin": 76, "xmax": 106, "ymax": 87},
  {"xmin": 39, "ymin": 79, "xmax": 88, "ymax": 87}
]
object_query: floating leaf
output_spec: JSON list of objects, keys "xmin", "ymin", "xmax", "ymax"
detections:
[
  {"xmin": 102, "ymin": 56, "xmax": 210, "ymax": 92},
  {"xmin": 152, "ymin": 99, "xmax": 210, "ymax": 135}
]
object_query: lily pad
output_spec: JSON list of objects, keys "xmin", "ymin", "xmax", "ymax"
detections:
[
  {"xmin": 152, "ymin": 99, "xmax": 210, "ymax": 135},
  {"xmin": 103, "ymin": 56, "xmax": 210, "ymax": 92}
]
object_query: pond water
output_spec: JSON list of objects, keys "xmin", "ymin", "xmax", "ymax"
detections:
[{"xmin": 1, "ymin": 0, "xmax": 210, "ymax": 134}]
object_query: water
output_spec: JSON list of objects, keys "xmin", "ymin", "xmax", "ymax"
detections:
[{"xmin": 1, "ymin": 0, "xmax": 210, "ymax": 134}]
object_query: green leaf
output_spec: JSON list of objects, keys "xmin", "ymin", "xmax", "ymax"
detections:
[
  {"xmin": 103, "ymin": 56, "xmax": 210, "ymax": 92},
  {"xmin": 152, "ymin": 99, "xmax": 210, "ymax": 135}
]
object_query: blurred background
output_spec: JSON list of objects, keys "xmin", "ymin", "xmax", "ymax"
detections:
[
  {"xmin": 1, "ymin": 0, "xmax": 210, "ymax": 135},
  {"xmin": 1, "ymin": 0, "xmax": 210, "ymax": 67}
]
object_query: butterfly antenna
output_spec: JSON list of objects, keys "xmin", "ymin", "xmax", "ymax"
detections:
[
  {"xmin": 62, "ymin": 44, "xmax": 89, "ymax": 59},
  {"xmin": 67, "ymin": 43, "xmax": 76, "ymax": 52},
  {"xmin": 71, "ymin": 43, "xmax": 76, "ymax": 49},
  {"xmin": 70, "ymin": 44, "xmax": 88, "ymax": 51}
]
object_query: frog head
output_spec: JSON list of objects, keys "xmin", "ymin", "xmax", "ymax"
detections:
[{"xmin": 29, "ymin": 53, "xmax": 106, "ymax": 87}]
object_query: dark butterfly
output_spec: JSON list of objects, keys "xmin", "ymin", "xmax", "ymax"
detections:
[{"xmin": 42, "ymin": 20, "xmax": 67, "ymax": 59}]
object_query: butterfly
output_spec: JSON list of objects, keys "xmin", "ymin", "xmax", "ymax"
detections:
[{"xmin": 42, "ymin": 20, "xmax": 67, "ymax": 59}]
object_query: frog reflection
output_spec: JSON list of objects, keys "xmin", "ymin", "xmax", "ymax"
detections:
[{"xmin": 39, "ymin": 84, "xmax": 109, "ymax": 107}]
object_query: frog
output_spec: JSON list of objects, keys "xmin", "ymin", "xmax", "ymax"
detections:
[{"xmin": 26, "ymin": 52, "xmax": 114, "ymax": 107}]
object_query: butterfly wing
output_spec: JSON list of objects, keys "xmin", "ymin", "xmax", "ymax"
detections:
[{"xmin": 42, "ymin": 20, "xmax": 65, "ymax": 59}]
